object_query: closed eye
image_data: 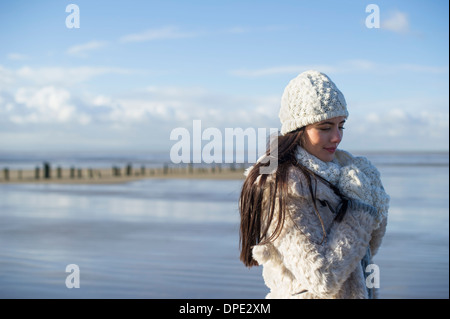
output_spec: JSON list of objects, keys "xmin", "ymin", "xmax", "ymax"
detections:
[
  {"xmin": 316, "ymin": 120, "xmax": 346, "ymax": 131},
  {"xmin": 319, "ymin": 126, "xmax": 345, "ymax": 131}
]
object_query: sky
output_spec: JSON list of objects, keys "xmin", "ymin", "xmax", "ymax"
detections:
[{"xmin": 0, "ymin": 0, "xmax": 448, "ymax": 154}]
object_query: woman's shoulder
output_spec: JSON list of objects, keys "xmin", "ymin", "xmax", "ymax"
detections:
[{"xmin": 243, "ymin": 162, "xmax": 309, "ymax": 196}]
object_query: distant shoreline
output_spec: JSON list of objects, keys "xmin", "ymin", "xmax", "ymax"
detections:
[
  {"xmin": 0, "ymin": 165, "xmax": 247, "ymax": 185},
  {"xmin": 2, "ymin": 150, "xmax": 449, "ymax": 185}
]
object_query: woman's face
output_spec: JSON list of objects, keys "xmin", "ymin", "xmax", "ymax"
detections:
[{"xmin": 302, "ymin": 116, "xmax": 346, "ymax": 162}]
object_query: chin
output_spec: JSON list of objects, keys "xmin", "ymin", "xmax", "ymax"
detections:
[{"xmin": 319, "ymin": 153, "xmax": 335, "ymax": 162}]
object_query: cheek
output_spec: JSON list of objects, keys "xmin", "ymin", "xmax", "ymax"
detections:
[{"xmin": 305, "ymin": 130, "xmax": 325, "ymax": 146}]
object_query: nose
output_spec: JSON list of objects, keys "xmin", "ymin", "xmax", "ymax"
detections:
[{"xmin": 330, "ymin": 127, "xmax": 342, "ymax": 144}]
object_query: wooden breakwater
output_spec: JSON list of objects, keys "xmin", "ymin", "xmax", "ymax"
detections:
[{"xmin": 0, "ymin": 162, "xmax": 248, "ymax": 184}]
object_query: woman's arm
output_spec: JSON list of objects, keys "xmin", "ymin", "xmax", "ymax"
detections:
[
  {"xmin": 369, "ymin": 215, "xmax": 387, "ymax": 256},
  {"xmin": 255, "ymin": 196, "xmax": 377, "ymax": 298}
]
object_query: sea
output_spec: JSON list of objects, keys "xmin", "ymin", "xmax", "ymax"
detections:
[{"xmin": 0, "ymin": 151, "xmax": 448, "ymax": 299}]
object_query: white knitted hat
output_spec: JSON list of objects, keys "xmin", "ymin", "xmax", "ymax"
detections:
[{"xmin": 279, "ymin": 70, "xmax": 348, "ymax": 135}]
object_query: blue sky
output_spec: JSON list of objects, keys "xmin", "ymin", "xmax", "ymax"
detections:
[{"xmin": 0, "ymin": 0, "xmax": 448, "ymax": 153}]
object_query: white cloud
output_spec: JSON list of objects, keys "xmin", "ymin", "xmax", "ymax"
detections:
[
  {"xmin": 66, "ymin": 40, "xmax": 108, "ymax": 57},
  {"xmin": 1, "ymin": 59, "xmax": 447, "ymax": 151},
  {"xmin": 119, "ymin": 24, "xmax": 289, "ymax": 44},
  {"xmin": 230, "ymin": 60, "xmax": 448, "ymax": 77},
  {"xmin": 5, "ymin": 86, "xmax": 91, "ymax": 125},
  {"xmin": 12, "ymin": 86, "xmax": 77, "ymax": 124},
  {"xmin": 366, "ymin": 112, "xmax": 380, "ymax": 123},
  {"xmin": 395, "ymin": 64, "xmax": 448, "ymax": 74},
  {"xmin": 0, "ymin": 65, "xmax": 15, "ymax": 86},
  {"xmin": 344, "ymin": 102, "xmax": 448, "ymax": 150},
  {"xmin": 2, "ymin": 81, "xmax": 448, "ymax": 151},
  {"xmin": 75, "ymin": 85, "xmax": 279, "ymax": 133},
  {"xmin": 101, "ymin": 86, "xmax": 279, "ymax": 128},
  {"xmin": 224, "ymin": 25, "xmax": 290, "ymax": 34},
  {"xmin": 7, "ymin": 53, "xmax": 29, "ymax": 61},
  {"xmin": 90, "ymin": 94, "xmax": 114, "ymax": 107},
  {"xmin": 119, "ymin": 26, "xmax": 201, "ymax": 43},
  {"xmin": 2, "ymin": 65, "xmax": 135, "ymax": 87},
  {"xmin": 382, "ymin": 11, "xmax": 410, "ymax": 34},
  {"xmin": 144, "ymin": 85, "xmax": 210, "ymax": 99},
  {"xmin": 230, "ymin": 65, "xmax": 338, "ymax": 77}
]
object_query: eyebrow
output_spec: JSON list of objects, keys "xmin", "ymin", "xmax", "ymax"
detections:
[{"xmin": 317, "ymin": 120, "xmax": 346, "ymax": 126}]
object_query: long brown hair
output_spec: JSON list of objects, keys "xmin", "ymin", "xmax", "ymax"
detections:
[{"xmin": 239, "ymin": 128, "xmax": 348, "ymax": 267}]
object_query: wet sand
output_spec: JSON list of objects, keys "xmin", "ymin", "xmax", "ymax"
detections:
[{"xmin": 1, "ymin": 157, "xmax": 448, "ymax": 299}]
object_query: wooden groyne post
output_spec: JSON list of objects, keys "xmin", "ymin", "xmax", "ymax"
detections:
[
  {"xmin": 44, "ymin": 162, "xmax": 51, "ymax": 179},
  {"xmin": 126, "ymin": 163, "xmax": 132, "ymax": 176}
]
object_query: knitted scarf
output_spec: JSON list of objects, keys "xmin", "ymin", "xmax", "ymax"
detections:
[{"xmin": 295, "ymin": 146, "xmax": 390, "ymax": 229}]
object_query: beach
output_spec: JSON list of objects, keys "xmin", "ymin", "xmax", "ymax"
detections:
[
  {"xmin": 0, "ymin": 152, "xmax": 448, "ymax": 299},
  {"xmin": 0, "ymin": 165, "xmax": 247, "ymax": 184},
  {"xmin": 2, "ymin": 0, "xmax": 448, "ymax": 303}
]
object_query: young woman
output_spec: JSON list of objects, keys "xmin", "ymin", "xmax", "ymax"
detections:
[{"xmin": 239, "ymin": 70, "xmax": 390, "ymax": 299}]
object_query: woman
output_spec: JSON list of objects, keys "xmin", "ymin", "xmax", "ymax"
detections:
[{"xmin": 239, "ymin": 70, "xmax": 390, "ymax": 299}]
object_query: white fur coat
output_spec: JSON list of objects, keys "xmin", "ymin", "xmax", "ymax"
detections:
[{"xmin": 247, "ymin": 147, "xmax": 389, "ymax": 299}]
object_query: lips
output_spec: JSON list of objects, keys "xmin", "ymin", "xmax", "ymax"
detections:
[{"xmin": 324, "ymin": 147, "xmax": 337, "ymax": 153}]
